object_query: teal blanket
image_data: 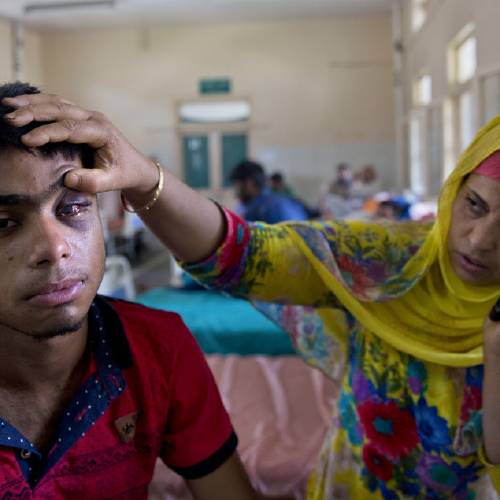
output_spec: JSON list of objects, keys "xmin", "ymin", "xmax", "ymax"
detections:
[{"xmin": 136, "ymin": 288, "xmax": 295, "ymax": 356}]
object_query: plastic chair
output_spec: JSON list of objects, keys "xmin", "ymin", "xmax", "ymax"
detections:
[{"xmin": 98, "ymin": 255, "xmax": 136, "ymax": 300}]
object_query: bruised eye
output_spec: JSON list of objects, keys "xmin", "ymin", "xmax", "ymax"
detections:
[
  {"xmin": 58, "ymin": 201, "xmax": 92, "ymax": 218},
  {"xmin": 0, "ymin": 218, "xmax": 17, "ymax": 231}
]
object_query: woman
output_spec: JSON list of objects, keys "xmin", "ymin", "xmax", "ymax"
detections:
[{"xmin": 4, "ymin": 92, "xmax": 500, "ymax": 498}]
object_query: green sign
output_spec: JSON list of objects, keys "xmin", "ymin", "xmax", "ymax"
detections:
[{"xmin": 199, "ymin": 78, "xmax": 231, "ymax": 95}]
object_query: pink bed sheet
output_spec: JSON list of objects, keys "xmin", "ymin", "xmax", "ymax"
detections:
[{"xmin": 149, "ymin": 355, "xmax": 338, "ymax": 499}]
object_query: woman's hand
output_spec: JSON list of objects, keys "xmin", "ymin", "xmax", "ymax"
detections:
[
  {"xmin": 2, "ymin": 91, "xmax": 226, "ymax": 263},
  {"xmin": 484, "ymin": 299, "xmax": 500, "ymax": 357},
  {"xmin": 483, "ymin": 299, "xmax": 500, "ymax": 465},
  {"xmin": 2, "ymin": 93, "xmax": 158, "ymax": 202}
]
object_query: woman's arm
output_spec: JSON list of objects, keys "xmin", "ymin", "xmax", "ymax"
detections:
[
  {"xmin": 181, "ymin": 209, "xmax": 333, "ymax": 305},
  {"xmin": 2, "ymin": 93, "xmax": 332, "ymax": 305}
]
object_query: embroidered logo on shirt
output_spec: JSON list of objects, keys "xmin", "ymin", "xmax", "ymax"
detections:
[{"xmin": 114, "ymin": 412, "xmax": 138, "ymax": 443}]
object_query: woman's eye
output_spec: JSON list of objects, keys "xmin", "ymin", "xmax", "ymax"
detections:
[
  {"xmin": 466, "ymin": 196, "xmax": 481, "ymax": 212},
  {"xmin": 0, "ymin": 219, "xmax": 17, "ymax": 231}
]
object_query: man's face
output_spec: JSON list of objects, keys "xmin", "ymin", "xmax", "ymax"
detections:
[
  {"xmin": 0, "ymin": 148, "xmax": 105, "ymax": 339},
  {"xmin": 448, "ymin": 173, "xmax": 500, "ymax": 286},
  {"xmin": 233, "ymin": 179, "xmax": 258, "ymax": 204}
]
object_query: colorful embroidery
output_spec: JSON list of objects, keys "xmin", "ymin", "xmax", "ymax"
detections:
[{"xmin": 184, "ymin": 209, "xmax": 492, "ymax": 498}]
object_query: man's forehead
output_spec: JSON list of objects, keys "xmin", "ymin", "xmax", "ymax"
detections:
[{"xmin": 0, "ymin": 149, "xmax": 77, "ymax": 196}]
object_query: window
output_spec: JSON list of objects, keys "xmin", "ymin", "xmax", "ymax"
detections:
[
  {"xmin": 456, "ymin": 36, "xmax": 477, "ymax": 84},
  {"xmin": 411, "ymin": 0, "xmax": 429, "ymax": 32},
  {"xmin": 409, "ymin": 113, "xmax": 427, "ymax": 196},
  {"xmin": 413, "ymin": 74, "xmax": 432, "ymax": 106},
  {"xmin": 458, "ymin": 90, "xmax": 475, "ymax": 152},
  {"xmin": 444, "ymin": 25, "xmax": 477, "ymax": 178},
  {"xmin": 183, "ymin": 135, "xmax": 210, "ymax": 189},
  {"xmin": 448, "ymin": 25, "xmax": 476, "ymax": 85}
]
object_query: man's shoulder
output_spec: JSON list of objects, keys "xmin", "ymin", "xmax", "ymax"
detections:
[{"xmin": 99, "ymin": 295, "xmax": 192, "ymax": 347}]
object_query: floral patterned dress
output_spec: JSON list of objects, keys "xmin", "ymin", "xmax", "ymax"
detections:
[{"xmin": 183, "ymin": 209, "xmax": 499, "ymax": 499}]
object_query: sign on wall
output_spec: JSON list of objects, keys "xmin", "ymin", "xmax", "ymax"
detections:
[{"xmin": 199, "ymin": 78, "xmax": 232, "ymax": 95}]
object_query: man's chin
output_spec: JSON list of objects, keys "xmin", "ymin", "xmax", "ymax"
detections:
[
  {"xmin": 9, "ymin": 303, "xmax": 89, "ymax": 340},
  {"xmin": 28, "ymin": 318, "xmax": 85, "ymax": 341}
]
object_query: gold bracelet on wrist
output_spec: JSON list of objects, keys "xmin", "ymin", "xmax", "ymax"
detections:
[{"xmin": 121, "ymin": 161, "xmax": 164, "ymax": 213}]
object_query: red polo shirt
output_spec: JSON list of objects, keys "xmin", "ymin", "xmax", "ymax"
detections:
[{"xmin": 0, "ymin": 296, "xmax": 237, "ymax": 498}]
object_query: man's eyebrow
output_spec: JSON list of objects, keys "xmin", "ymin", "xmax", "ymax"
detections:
[{"xmin": 0, "ymin": 175, "xmax": 66, "ymax": 207}]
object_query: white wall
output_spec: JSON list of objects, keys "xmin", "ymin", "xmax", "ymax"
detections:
[
  {"xmin": 36, "ymin": 16, "xmax": 395, "ymax": 204},
  {"xmin": 400, "ymin": 0, "xmax": 500, "ymax": 194}
]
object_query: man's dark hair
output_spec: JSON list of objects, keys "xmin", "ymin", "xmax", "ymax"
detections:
[
  {"xmin": 270, "ymin": 172, "xmax": 283, "ymax": 183},
  {"xmin": 0, "ymin": 81, "xmax": 93, "ymax": 167},
  {"xmin": 229, "ymin": 159, "xmax": 266, "ymax": 189}
]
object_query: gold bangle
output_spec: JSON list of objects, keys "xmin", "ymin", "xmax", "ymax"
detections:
[{"xmin": 121, "ymin": 161, "xmax": 164, "ymax": 213}]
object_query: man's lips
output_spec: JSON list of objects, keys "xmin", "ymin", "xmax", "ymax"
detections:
[{"xmin": 25, "ymin": 278, "xmax": 85, "ymax": 307}]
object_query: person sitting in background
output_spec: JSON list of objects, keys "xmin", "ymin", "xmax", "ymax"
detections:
[
  {"xmin": 270, "ymin": 171, "xmax": 320, "ymax": 219},
  {"xmin": 0, "ymin": 82, "xmax": 257, "ymax": 500},
  {"xmin": 375, "ymin": 196, "xmax": 411, "ymax": 221},
  {"xmin": 329, "ymin": 162, "xmax": 353, "ymax": 193},
  {"xmin": 230, "ymin": 159, "xmax": 308, "ymax": 223},
  {"xmin": 269, "ymin": 171, "xmax": 295, "ymax": 198},
  {"xmin": 319, "ymin": 182, "xmax": 361, "ymax": 220},
  {"xmin": 352, "ymin": 164, "xmax": 382, "ymax": 201}
]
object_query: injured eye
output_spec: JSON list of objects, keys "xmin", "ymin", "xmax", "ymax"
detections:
[
  {"xmin": 57, "ymin": 201, "xmax": 92, "ymax": 218},
  {"xmin": 0, "ymin": 218, "xmax": 18, "ymax": 231}
]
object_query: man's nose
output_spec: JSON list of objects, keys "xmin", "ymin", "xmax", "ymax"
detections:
[{"xmin": 28, "ymin": 218, "xmax": 72, "ymax": 268}]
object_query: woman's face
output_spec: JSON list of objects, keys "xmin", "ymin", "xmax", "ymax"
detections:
[{"xmin": 448, "ymin": 174, "xmax": 500, "ymax": 286}]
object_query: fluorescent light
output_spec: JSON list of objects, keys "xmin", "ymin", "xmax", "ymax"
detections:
[{"xmin": 24, "ymin": 1, "xmax": 115, "ymax": 14}]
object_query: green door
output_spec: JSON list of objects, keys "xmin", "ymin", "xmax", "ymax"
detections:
[
  {"xmin": 183, "ymin": 135, "xmax": 210, "ymax": 188},
  {"xmin": 221, "ymin": 134, "xmax": 248, "ymax": 188}
]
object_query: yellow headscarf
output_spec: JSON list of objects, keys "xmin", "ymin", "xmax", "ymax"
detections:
[{"xmin": 287, "ymin": 116, "xmax": 500, "ymax": 367}]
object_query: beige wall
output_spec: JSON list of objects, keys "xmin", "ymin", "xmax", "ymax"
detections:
[
  {"xmin": 35, "ymin": 16, "xmax": 395, "ymax": 202},
  {"xmin": 0, "ymin": 19, "xmax": 12, "ymax": 83},
  {"xmin": 0, "ymin": 19, "xmax": 43, "ymax": 86},
  {"xmin": 24, "ymin": 29, "xmax": 44, "ymax": 87}
]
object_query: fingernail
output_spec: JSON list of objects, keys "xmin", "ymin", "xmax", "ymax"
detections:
[
  {"xmin": 65, "ymin": 171, "xmax": 80, "ymax": 188},
  {"xmin": 4, "ymin": 112, "xmax": 16, "ymax": 119}
]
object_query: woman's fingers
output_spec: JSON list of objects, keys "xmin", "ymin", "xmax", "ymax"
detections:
[
  {"xmin": 20, "ymin": 118, "xmax": 110, "ymax": 149},
  {"xmin": 2, "ymin": 93, "xmax": 155, "ymax": 195},
  {"xmin": 65, "ymin": 168, "xmax": 119, "ymax": 194},
  {"xmin": 4, "ymin": 101, "xmax": 92, "ymax": 126},
  {"xmin": 2, "ymin": 93, "xmax": 74, "ymax": 107}
]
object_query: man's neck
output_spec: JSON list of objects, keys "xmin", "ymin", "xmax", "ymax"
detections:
[{"xmin": 0, "ymin": 319, "xmax": 89, "ymax": 392}]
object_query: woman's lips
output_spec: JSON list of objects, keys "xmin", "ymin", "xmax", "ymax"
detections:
[
  {"xmin": 457, "ymin": 253, "xmax": 488, "ymax": 274},
  {"xmin": 26, "ymin": 279, "xmax": 85, "ymax": 307}
]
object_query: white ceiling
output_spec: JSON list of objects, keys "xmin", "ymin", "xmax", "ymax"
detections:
[{"xmin": 0, "ymin": 0, "xmax": 393, "ymax": 30}]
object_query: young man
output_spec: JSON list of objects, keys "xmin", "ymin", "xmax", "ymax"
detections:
[
  {"xmin": 229, "ymin": 159, "xmax": 308, "ymax": 223},
  {"xmin": 0, "ymin": 82, "xmax": 256, "ymax": 499}
]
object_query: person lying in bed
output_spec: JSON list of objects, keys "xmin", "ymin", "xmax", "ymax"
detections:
[
  {"xmin": 6, "ymin": 86, "xmax": 500, "ymax": 498},
  {"xmin": 0, "ymin": 82, "xmax": 257, "ymax": 500}
]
